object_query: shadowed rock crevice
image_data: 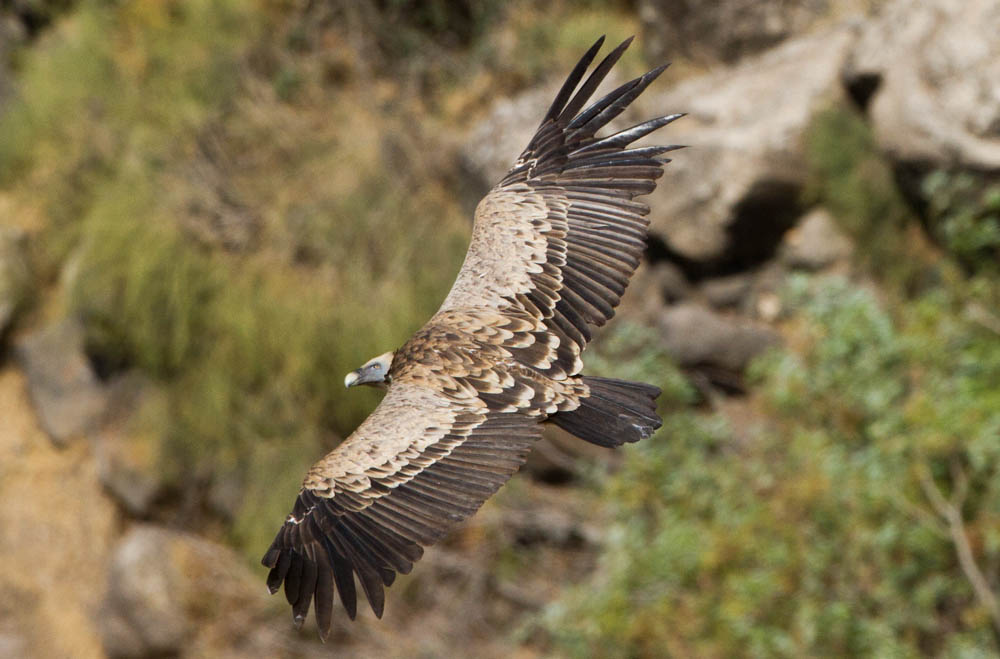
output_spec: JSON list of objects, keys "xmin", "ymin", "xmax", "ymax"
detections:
[
  {"xmin": 646, "ymin": 180, "xmax": 803, "ymax": 281},
  {"xmin": 715, "ymin": 179, "xmax": 804, "ymax": 275},
  {"xmin": 843, "ymin": 71, "xmax": 882, "ymax": 112}
]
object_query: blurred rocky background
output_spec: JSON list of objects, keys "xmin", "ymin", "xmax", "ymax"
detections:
[{"xmin": 1, "ymin": 0, "xmax": 998, "ymax": 657}]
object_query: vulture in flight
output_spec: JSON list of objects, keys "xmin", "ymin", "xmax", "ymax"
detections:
[{"xmin": 262, "ymin": 36, "xmax": 682, "ymax": 638}]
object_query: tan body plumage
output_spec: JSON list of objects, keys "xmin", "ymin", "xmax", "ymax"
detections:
[{"xmin": 262, "ymin": 36, "xmax": 683, "ymax": 638}]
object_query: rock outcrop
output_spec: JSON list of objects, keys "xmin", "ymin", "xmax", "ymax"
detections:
[
  {"xmin": 844, "ymin": 0, "xmax": 1000, "ymax": 173},
  {"xmin": 15, "ymin": 319, "xmax": 106, "ymax": 446},
  {"xmin": 656, "ymin": 302, "xmax": 781, "ymax": 387},
  {"xmin": 638, "ymin": 23, "xmax": 857, "ymax": 270},
  {"xmin": 462, "ymin": 23, "xmax": 861, "ymax": 276},
  {"xmin": 99, "ymin": 525, "xmax": 263, "ymax": 658}
]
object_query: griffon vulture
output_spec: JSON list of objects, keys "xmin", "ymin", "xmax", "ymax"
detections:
[{"xmin": 262, "ymin": 36, "xmax": 682, "ymax": 639}]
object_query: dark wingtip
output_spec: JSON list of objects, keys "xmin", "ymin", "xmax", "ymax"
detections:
[
  {"xmin": 261, "ymin": 547, "xmax": 279, "ymax": 568},
  {"xmin": 647, "ymin": 62, "xmax": 671, "ymax": 80},
  {"xmin": 293, "ymin": 614, "xmax": 306, "ymax": 630},
  {"xmin": 614, "ymin": 35, "xmax": 635, "ymax": 53},
  {"xmin": 543, "ymin": 35, "xmax": 608, "ymax": 123}
]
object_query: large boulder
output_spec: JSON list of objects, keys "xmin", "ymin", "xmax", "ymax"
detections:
[
  {"xmin": 460, "ymin": 84, "xmax": 552, "ymax": 194},
  {"xmin": 637, "ymin": 23, "xmax": 858, "ymax": 270},
  {"xmin": 844, "ymin": 0, "xmax": 1000, "ymax": 172},
  {"xmin": 656, "ymin": 302, "xmax": 781, "ymax": 387},
  {"xmin": 780, "ymin": 207, "xmax": 853, "ymax": 271},
  {"xmin": 91, "ymin": 374, "xmax": 167, "ymax": 516},
  {"xmin": 14, "ymin": 318, "xmax": 106, "ymax": 446},
  {"xmin": 99, "ymin": 525, "xmax": 263, "ymax": 658}
]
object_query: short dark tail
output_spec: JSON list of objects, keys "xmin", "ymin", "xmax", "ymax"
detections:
[{"xmin": 550, "ymin": 376, "xmax": 662, "ymax": 448}]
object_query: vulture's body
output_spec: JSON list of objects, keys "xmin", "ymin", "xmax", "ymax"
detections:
[{"xmin": 262, "ymin": 36, "xmax": 682, "ymax": 638}]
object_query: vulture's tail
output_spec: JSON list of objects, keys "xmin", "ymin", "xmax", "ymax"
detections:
[{"xmin": 550, "ymin": 376, "xmax": 661, "ymax": 447}]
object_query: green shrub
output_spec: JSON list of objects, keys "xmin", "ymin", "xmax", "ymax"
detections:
[
  {"xmin": 922, "ymin": 170, "xmax": 1000, "ymax": 274},
  {"xmin": 545, "ymin": 276, "xmax": 1000, "ymax": 658}
]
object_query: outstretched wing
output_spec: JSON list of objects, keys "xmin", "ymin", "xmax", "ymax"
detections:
[
  {"xmin": 263, "ymin": 37, "xmax": 679, "ymax": 638},
  {"xmin": 261, "ymin": 381, "xmax": 541, "ymax": 639},
  {"xmin": 439, "ymin": 36, "xmax": 682, "ymax": 379}
]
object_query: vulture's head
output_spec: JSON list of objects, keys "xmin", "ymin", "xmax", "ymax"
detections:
[{"xmin": 344, "ymin": 351, "xmax": 394, "ymax": 389}]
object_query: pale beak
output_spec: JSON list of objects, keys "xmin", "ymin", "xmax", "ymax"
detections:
[{"xmin": 344, "ymin": 370, "xmax": 361, "ymax": 388}]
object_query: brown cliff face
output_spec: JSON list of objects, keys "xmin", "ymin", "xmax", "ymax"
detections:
[{"xmin": 0, "ymin": 368, "xmax": 116, "ymax": 659}]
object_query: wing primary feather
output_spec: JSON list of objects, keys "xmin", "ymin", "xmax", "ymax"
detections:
[
  {"xmin": 571, "ymin": 114, "xmax": 686, "ymax": 156},
  {"xmin": 284, "ymin": 552, "xmax": 304, "ymax": 606},
  {"xmin": 324, "ymin": 539, "xmax": 358, "ymax": 620},
  {"xmin": 557, "ymin": 36, "xmax": 634, "ymax": 124},
  {"xmin": 354, "ymin": 557, "xmax": 387, "ymax": 619},
  {"xmin": 540, "ymin": 35, "xmax": 606, "ymax": 126},
  {"xmin": 314, "ymin": 553, "xmax": 335, "ymax": 639},
  {"xmin": 292, "ymin": 552, "xmax": 318, "ymax": 627},
  {"xmin": 345, "ymin": 516, "xmax": 422, "ymax": 569},
  {"xmin": 360, "ymin": 502, "xmax": 438, "ymax": 544},
  {"xmin": 388, "ymin": 486, "xmax": 473, "ymax": 521},
  {"xmin": 570, "ymin": 144, "xmax": 683, "ymax": 167},
  {"xmin": 262, "ymin": 546, "xmax": 280, "ymax": 569},
  {"xmin": 338, "ymin": 516, "xmax": 416, "ymax": 574},
  {"xmin": 568, "ymin": 64, "xmax": 671, "ymax": 138},
  {"xmin": 567, "ymin": 231, "xmax": 645, "ymax": 260},
  {"xmin": 328, "ymin": 533, "xmax": 382, "ymax": 619},
  {"xmin": 266, "ymin": 550, "xmax": 292, "ymax": 594}
]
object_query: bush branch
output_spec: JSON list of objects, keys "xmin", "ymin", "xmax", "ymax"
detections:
[{"xmin": 917, "ymin": 463, "xmax": 1000, "ymax": 646}]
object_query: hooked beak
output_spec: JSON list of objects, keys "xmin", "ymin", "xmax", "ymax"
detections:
[
  {"xmin": 345, "ymin": 366, "xmax": 386, "ymax": 388},
  {"xmin": 344, "ymin": 370, "xmax": 362, "ymax": 388}
]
